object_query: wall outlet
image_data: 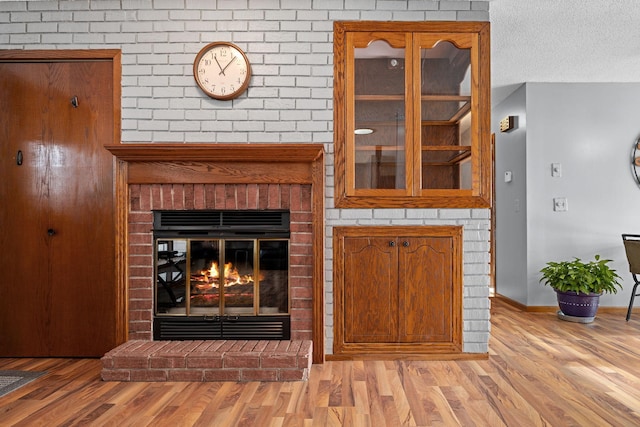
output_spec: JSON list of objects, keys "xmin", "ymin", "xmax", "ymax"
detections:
[{"xmin": 553, "ymin": 197, "xmax": 568, "ymax": 212}]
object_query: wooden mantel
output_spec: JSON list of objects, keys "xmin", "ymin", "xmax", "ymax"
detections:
[
  {"xmin": 105, "ymin": 143, "xmax": 326, "ymax": 364},
  {"xmin": 105, "ymin": 143, "xmax": 324, "ymax": 162},
  {"xmin": 105, "ymin": 143, "xmax": 324, "ymax": 185}
]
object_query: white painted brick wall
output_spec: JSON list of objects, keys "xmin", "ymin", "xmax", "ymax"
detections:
[{"xmin": 0, "ymin": 0, "xmax": 491, "ymax": 355}]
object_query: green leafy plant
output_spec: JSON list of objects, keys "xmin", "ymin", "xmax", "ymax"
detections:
[{"xmin": 540, "ymin": 255, "xmax": 622, "ymax": 295}]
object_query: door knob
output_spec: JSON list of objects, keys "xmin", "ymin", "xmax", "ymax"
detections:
[
  {"xmin": 389, "ymin": 241, "xmax": 396, "ymax": 247},
  {"xmin": 403, "ymin": 241, "xmax": 409, "ymax": 247}
]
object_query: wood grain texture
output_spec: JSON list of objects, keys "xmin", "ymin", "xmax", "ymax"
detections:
[
  {"xmin": 2, "ymin": 298, "xmax": 639, "ymax": 426},
  {"xmin": 0, "ymin": 54, "xmax": 122, "ymax": 357}
]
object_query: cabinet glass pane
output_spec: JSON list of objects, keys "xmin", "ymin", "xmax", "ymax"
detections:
[
  {"xmin": 354, "ymin": 40, "xmax": 406, "ymax": 190},
  {"xmin": 420, "ymin": 40, "xmax": 472, "ymax": 190}
]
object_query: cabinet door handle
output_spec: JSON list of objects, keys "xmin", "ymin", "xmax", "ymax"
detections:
[
  {"xmin": 47, "ymin": 228, "xmax": 56, "ymax": 236},
  {"xmin": 403, "ymin": 241, "xmax": 409, "ymax": 247},
  {"xmin": 16, "ymin": 150, "xmax": 23, "ymax": 165},
  {"xmin": 389, "ymin": 241, "xmax": 396, "ymax": 247}
]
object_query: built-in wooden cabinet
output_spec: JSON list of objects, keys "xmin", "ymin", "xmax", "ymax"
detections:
[
  {"xmin": 333, "ymin": 21, "xmax": 491, "ymax": 208},
  {"xmin": 333, "ymin": 226, "xmax": 462, "ymax": 356}
]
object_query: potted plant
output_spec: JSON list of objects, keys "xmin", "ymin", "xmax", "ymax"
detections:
[{"xmin": 540, "ymin": 255, "xmax": 622, "ymax": 322}]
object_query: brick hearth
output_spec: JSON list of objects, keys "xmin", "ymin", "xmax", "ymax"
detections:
[{"xmin": 101, "ymin": 339, "xmax": 313, "ymax": 382}]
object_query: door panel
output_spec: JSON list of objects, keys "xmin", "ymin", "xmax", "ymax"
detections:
[
  {"xmin": 344, "ymin": 237, "xmax": 398, "ymax": 343},
  {"xmin": 0, "ymin": 60, "xmax": 116, "ymax": 357},
  {"xmin": 398, "ymin": 237, "xmax": 452, "ymax": 342},
  {"xmin": 0, "ymin": 63, "xmax": 52, "ymax": 355}
]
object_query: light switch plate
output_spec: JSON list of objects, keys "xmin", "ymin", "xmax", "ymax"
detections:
[{"xmin": 551, "ymin": 163, "xmax": 562, "ymax": 178}]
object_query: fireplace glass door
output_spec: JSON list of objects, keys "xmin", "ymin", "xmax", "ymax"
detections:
[{"xmin": 155, "ymin": 238, "xmax": 289, "ymax": 317}]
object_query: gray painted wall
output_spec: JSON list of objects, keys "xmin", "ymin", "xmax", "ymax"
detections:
[
  {"xmin": 494, "ymin": 82, "xmax": 640, "ymax": 307},
  {"xmin": 493, "ymin": 84, "xmax": 527, "ymax": 303}
]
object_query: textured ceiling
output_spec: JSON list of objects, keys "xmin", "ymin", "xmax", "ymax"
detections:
[{"xmin": 490, "ymin": 0, "xmax": 640, "ymax": 107}]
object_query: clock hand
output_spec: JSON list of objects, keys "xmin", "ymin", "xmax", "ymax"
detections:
[
  {"xmin": 219, "ymin": 55, "xmax": 237, "ymax": 75},
  {"xmin": 213, "ymin": 54, "xmax": 225, "ymax": 75}
]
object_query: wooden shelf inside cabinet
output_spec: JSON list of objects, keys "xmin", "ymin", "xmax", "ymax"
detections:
[
  {"xmin": 421, "ymin": 145, "xmax": 471, "ymax": 151},
  {"xmin": 355, "ymin": 145, "xmax": 402, "ymax": 151},
  {"xmin": 355, "ymin": 121, "xmax": 403, "ymax": 128},
  {"xmin": 421, "ymin": 95, "xmax": 471, "ymax": 124},
  {"xmin": 355, "ymin": 94, "xmax": 470, "ymax": 102},
  {"xmin": 355, "ymin": 94, "xmax": 404, "ymax": 101},
  {"xmin": 421, "ymin": 95, "xmax": 470, "ymax": 102},
  {"xmin": 421, "ymin": 145, "xmax": 471, "ymax": 165}
]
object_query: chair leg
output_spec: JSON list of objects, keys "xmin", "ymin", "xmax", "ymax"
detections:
[{"xmin": 627, "ymin": 282, "xmax": 640, "ymax": 321}]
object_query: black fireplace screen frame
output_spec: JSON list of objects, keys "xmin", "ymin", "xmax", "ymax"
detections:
[{"xmin": 152, "ymin": 209, "xmax": 291, "ymax": 341}]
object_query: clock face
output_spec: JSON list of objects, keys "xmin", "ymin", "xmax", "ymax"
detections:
[{"xmin": 194, "ymin": 42, "xmax": 251, "ymax": 100}]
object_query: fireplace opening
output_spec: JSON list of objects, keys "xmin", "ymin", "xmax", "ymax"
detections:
[{"xmin": 153, "ymin": 210, "xmax": 291, "ymax": 340}]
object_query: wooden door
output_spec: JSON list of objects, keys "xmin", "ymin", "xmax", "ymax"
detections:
[
  {"xmin": 343, "ymin": 236, "xmax": 398, "ymax": 343},
  {"xmin": 398, "ymin": 237, "xmax": 452, "ymax": 342},
  {"xmin": 0, "ymin": 58, "xmax": 118, "ymax": 357}
]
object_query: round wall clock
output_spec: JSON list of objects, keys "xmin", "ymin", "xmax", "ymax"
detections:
[{"xmin": 193, "ymin": 41, "xmax": 251, "ymax": 100}]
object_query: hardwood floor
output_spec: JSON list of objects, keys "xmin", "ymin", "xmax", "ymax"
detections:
[{"xmin": 1, "ymin": 298, "xmax": 639, "ymax": 426}]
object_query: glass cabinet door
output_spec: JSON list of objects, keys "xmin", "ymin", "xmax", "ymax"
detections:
[
  {"xmin": 334, "ymin": 21, "xmax": 491, "ymax": 208},
  {"xmin": 414, "ymin": 33, "xmax": 474, "ymax": 192},
  {"xmin": 347, "ymin": 32, "xmax": 412, "ymax": 195}
]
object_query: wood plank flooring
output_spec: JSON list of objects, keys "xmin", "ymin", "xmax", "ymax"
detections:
[{"xmin": 1, "ymin": 298, "xmax": 639, "ymax": 426}]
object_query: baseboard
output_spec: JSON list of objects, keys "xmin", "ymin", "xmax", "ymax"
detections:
[
  {"xmin": 492, "ymin": 294, "xmax": 555, "ymax": 312},
  {"xmin": 493, "ymin": 294, "xmax": 637, "ymax": 314}
]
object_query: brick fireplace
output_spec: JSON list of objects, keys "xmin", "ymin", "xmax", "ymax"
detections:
[
  {"xmin": 129, "ymin": 183, "xmax": 311, "ymax": 341},
  {"xmin": 105, "ymin": 144, "xmax": 325, "ymax": 365}
]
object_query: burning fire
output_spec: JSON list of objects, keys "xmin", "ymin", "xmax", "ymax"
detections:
[{"xmin": 194, "ymin": 261, "xmax": 254, "ymax": 290}]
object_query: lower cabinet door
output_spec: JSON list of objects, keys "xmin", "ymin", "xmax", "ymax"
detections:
[
  {"xmin": 398, "ymin": 236, "xmax": 453, "ymax": 343},
  {"xmin": 343, "ymin": 236, "xmax": 399, "ymax": 343},
  {"xmin": 334, "ymin": 226, "xmax": 463, "ymax": 356}
]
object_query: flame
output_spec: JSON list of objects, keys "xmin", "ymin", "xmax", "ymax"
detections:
[
  {"xmin": 206, "ymin": 262, "xmax": 220, "ymax": 279},
  {"xmin": 197, "ymin": 261, "xmax": 254, "ymax": 289}
]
